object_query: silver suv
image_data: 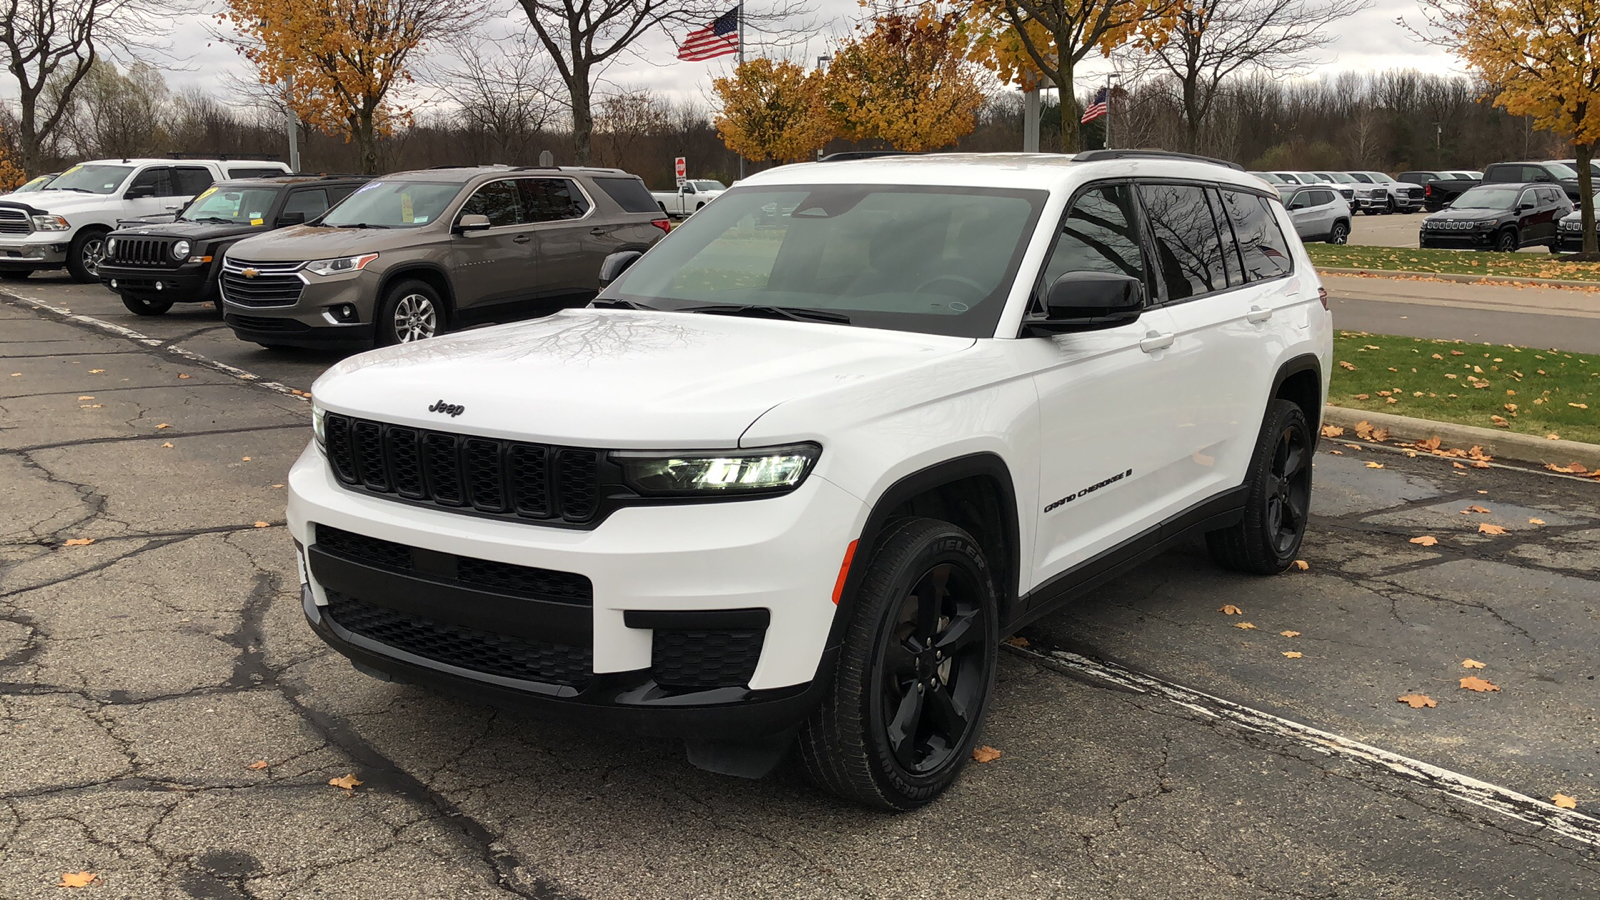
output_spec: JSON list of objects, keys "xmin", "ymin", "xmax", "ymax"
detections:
[{"xmin": 219, "ymin": 166, "xmax": 670, "ymax": 349}]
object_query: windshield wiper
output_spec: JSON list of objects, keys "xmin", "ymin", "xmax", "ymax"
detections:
[
  {"xmin": 45, "ymin": 187, "xmax": 93, "ymax": 193},
  {"xmin": 331, "ymin": 222, "xmax": 390, "ymax": 229},
  {"xmin": 680, "ymin": 304, "xmax": 851, "ymax": 325},
  {"xmin": 189, "ymin": 216, "xmax": 235, "ymax": 224},
  {"xmin": 590, "ymin": 297, "xmax": 657, "ymax": 310}
]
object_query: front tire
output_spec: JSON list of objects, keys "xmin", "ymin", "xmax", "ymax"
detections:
[
  {"xmin": 66, "ymin": 229, "xmax": 110, "ymax": 283},
  {"xmin": 799, "ymin": 518, "xmax": 1000, "ymax": 811},
  {"xmin": 376, "ymin": 280, "xmax": 445, "ymax": 346},
  {"xmin": 1206, "ymin": 400, "xmax": 1312, "ymax": 575},
  {"xmin": 1327, "ymin": 221, "xmax": 1349, "ymax": 244},
  {"xmin": 120, "ymin": 293, "xmax": 174, "ymax": 316},
  {"xmin": 1495, "ymin": 229, "xmax": 1518, "ymax": 253}
]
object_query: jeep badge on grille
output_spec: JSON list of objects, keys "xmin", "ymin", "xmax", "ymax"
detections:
[{"xmin": 428, "ymin": 399, "xmax": 465, "ymax": 418}]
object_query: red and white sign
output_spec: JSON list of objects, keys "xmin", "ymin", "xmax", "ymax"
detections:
[{"xmin": 675, "ymin": 157, "xmax": 686, "ymax": 179}]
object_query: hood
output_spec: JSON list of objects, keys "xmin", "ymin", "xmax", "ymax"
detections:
[
  {"xmin": 223, "ymin": 224, "xmax": 409, "ymax": 261},
  {"xmin": 112, "ymin": 220, "xmax": 263, "ymax": 241},
  {"xmin": 12, "ymin": 191, "xmax": 124, "ymax": 215},
  {"xmin": 312, "ymin": 309, "xmax": 975, "ymax": 447},
  {"xmin": 1427, "ymin": 207, "xmax": 1504, "ymax": 221}
]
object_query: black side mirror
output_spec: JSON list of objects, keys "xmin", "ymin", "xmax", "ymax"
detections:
[
  {"xmin": 454, "ymin": 213, "xmax": 492, "ymax": 234},
  {"xmin": 125, "ymin": 187, "xmax": 154, "ymax": 200},
  {"xmin": 275, "ymin": 211, "xmax": 306, "ymax": 227},
  {"xmin": 1025, "ymin": 272, "xmax": 1145, "ymax": 334},
  {"xmin": 598, "ymin": 250, "xmax": 643, "ymax": 288},
  {"xmin": 1516, "ymin": 202, "xmax": 1534, "ymax": 213}
]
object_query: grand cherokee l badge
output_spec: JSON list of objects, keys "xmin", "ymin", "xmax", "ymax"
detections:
[{"xmin": 428, "ymin": 399, "xmax": 465, "ymax": 418}]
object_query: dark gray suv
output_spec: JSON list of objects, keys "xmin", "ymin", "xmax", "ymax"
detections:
[{"xmin": 219, "ymin": 166, "xmax": 670, "ymax": 348}]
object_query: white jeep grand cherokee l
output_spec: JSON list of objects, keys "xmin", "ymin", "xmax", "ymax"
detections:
[{"xmin": 290, "ymin": 151, "xmax": 1331, "ymax": 810}]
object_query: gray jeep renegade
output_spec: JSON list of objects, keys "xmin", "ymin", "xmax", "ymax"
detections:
[{"xmin": 219, "ymin": 166, "xmax": 670, "ymax": 349}]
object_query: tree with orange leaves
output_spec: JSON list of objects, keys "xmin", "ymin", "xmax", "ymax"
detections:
[
  {"xmin": 826, "ymin": 4, "xmax": 985, "ymax": 152},
  {"xmin": 0, "ymin": 140, "xmax": 24, "ymax": 191},
  {"xmin": 1414, "ymin": 0, "xmax": 1600, "ymax": 255},
  {"xmin": 963, "ymin": 0, "xmax": 1177, "ymax": 151},
  {"xmin": 713, "ymin": 59, "xmax": 835, "ymax": 163},
  {"xmin": 219, "ymin": 0, "xmax": 480, "ymax": 173}
]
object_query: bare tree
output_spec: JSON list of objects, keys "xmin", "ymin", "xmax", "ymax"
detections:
[
  {"xmin": 0, "ymin": 0, "xmax": 180, "ymax": 172},
  {"xmin": 436, "ymin": 30, "xmax": 566, "ymax": 164},
  {"xmin": 1140, "ymin": 0, "xmax": 1371, "ymax": 152},
  {"xmin": 54, "ymin": 59, "xmax": 170, "ymax": 158}
]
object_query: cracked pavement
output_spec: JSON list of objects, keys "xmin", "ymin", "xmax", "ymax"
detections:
[{"xmin": 4, "ymin": 282, "xmax": 1600, "ymax": 899}]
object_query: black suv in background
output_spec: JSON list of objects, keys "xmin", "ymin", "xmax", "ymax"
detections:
[
  {"xmin": 99, "ymin": 175, "xmax": 369, "ymax": 316},
  {"xmin": 1418, "ymin": 182, "xmax": 1571, "ymax": 252}
]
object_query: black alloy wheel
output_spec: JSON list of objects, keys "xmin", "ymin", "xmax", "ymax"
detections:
[
  {"xmin": 1206, "ymin": 399, "xmax": 1313, "ymax": 574},
  {"xmin": 1327, "ymin": 221, "xmax": 1349, "ymax": 245},
  {"xmin": 800, "ymin": 517, "xmax": 999, "ymax": 810},
  {"xmin": 1495, "ymin": 229, "xmax": 1518, "ymax": 253}
]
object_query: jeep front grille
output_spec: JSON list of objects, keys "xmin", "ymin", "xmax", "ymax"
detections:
[
  {"xmin": 323, "ymin": 414, "xmax": 604, "ymax": 525},
  {"xmin": 109, "ymin": 236, "xmax": 176, "ymax": 268},
  {"xmin": 220, "ymin": 258, "xmax": 305, "ymax": 307}
]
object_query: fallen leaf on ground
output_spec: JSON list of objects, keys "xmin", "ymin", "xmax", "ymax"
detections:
[
  {"xmin": 80, "ymin": 404, "xmax": 101, "ymax": 409},
  {"xmin": 1320, "ymin": 425, "xmax": 1344, "ymax": 438},
  {"xmin": 1219, "ymin": 604, "xmax": 1243, "ymax": 615},
  {"xmin": 161, "ymin": 442, "xmax": 173, "ymax": 449},
  {"xmin": 247, "ymin": 759, "xmax": 269, "ymax": 770},
  {"xmin": 1546, "ymin": 462, "xmax": 1590, "ymax": 474},
  {"xmin": 1416, "ymin": 436, "xmax": 1442, "ymax": 451},
  {"xmin": 178, "ymin": 373, "xmax": 191, "ymax": 379},
  {"xmin": 271, "ymin": 483, "xmax": 284, "ymax": 489},
  {"xmin": 62, "ymin": 538, "xmax": 94, "ymax": 546},
  {"xmin": 1002, "ymin": 636, "xmax": 1029, "ymax": 647},
  {"xmin": 1459, "ymin": 676, "xmax": 1499, "ymax": 692},
  {"xmin": 1554, "ymin": 794, "xmax": 1578, "ymax": 810},
  {"xmin": 1354, "ymin": 421, "xmax": 1374, "ymax": 440},
  {"xmin": 1529, "ymin": 518, "xmax": 1545, "ymax": 525},
  {"xmin": 1490, "ymin": 415, "xmax": 1510, "ymax": 427},
  {"xmin": 76, "ymin": 395, "xmax": 93, "ymax": 401},
  {"xmin": 1280, "ymin": 630, "xmax": 1301, "ymax": 637},
  {"xmin": 1546, "ymin": 434, "xmax": 1561, "ymax": 440},
  {"xmin": 329, "ymin": 774, "xmax": 363, "ymax": 792},
  {"xmin": 1410, "ymin": 536, "xmax": 1439, "ymax": 546},
  {"xmin": 1366, "ymin": 462, "xmax": 1384, "ymax": 469},
  {"xmin": 155, "ymin": 423, "xmax": 170, "ymax": 429},
  {"xmin": 1450, "ymin": 350, "xmax": 1465, "ymax": 356},
  {"xmin": 89, "ymin": 368, "xmax": 104, "ymax": 373},
  {"xmin": 1372, "ymin": 427, "xmax": 1390, "ymax": 442},
  {"xmin": 241, "ymin": 457, "xmax": 252, "ymax": 462},
  {"xmin": 1339, "ymin": 361, "xmax": 1357, "ymax": 370},
  {"xmin": 1462, "ymin": 659, "xmax": 1486, "ymax": 669},
  {"xmin": 1478, "ymin": 523, "xmax": 1508, "ymax": 535},
  {"xmin": 1453, "ymin": 462, "xmax": 1466, "ymax": 469},
  {"xmin": 253, "ymin": 521, "xmax": 270, "ymax": 529},
  {"xmin": 1570, "ymin": 403, "xmax": 1589, "ymax": 409},
  {"xmin": 1282, "ymin": 651, "xmax": 1303, "ymax": 659},
  {"xmin": 1461, "ymin": 505, "xmax": 1490, "ymax": 514},
  {"xmin": 57, "ymin": 872, "xmax": 97, "ymax": 888},
  {"xmin": 1235, "ymin": 622, "xmax": 1257, "ymax": 630},
  {"xmin": 1397, "ymin": 694, "xmax": 1437, "ymax": 709},
  {"xmin": 972, "ymin": 745, "xmax": 1002, "ymax": 763},
  {"xmin": 1292, "ymin": 560, "xmax": 1309, "ymax": 571}
]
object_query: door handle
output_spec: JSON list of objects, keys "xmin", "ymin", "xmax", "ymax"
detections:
[
  {"xmin": 513, "ymin": 234, "xmax": 532, "ymax": 244},
  {"xmin": 589, "ymin": 227, "xmax": 608, "ymax": 236},
  {"xmin": 1139, "ymin": 331, "xmax": 1175, "ymax": 353},
  {"xmin": 1246, "ymin": 305, "xmax": 1273, "ymax": 324}
]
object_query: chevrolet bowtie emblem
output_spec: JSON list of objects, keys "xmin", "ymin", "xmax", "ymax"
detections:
[{"xmin": 242, "ymin": 268, "xmax": 259, "ymax": 278}]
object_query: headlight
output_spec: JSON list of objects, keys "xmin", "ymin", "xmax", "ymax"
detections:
[
  {"xmin": 306, "ymin": 253, "xmax": 378, "ymax": 276},
  {"xmin": 106, "ymin": 237, "xmax": 118, "ymax": 254},
  {"xmin": 312, "ymin": 401, "xmax": 326, "ymax": 449},
  {"xmin": 31, "ymin": 214, "xmax": 69, "ymax": 231},
  {"xmin": 172, "ymin": 240, "xmax": 191, "ymax": 259},
  {"xmin": 613, "ymin": 443, "xmax": 820, "ymax": 497}
]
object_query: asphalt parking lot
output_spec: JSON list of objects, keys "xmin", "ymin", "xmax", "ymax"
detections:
[{"xmin": 4, "ymin": 275, "xmax": 1600, "ymax": 898}]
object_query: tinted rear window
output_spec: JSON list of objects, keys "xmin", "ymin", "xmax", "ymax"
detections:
[
  {"xmin": 1140, "ymin": 183, "xmax": 1227, "ymax": 301},
  {"xmin": 593, "ymin": 176, "xmax": 659, "ymax": 213},
  {"xmin": 1219, "ymin": 190, "xmax": 1293, "ymax": 281}
]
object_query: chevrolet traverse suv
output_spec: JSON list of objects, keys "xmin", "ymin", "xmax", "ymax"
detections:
[
  {"xmin": 220, "ymin": 166, "xmax": 670, "ymax": 348},
  {"xmin": 290, "ymin": 151, "xmax": 1332, "ymax": 809}
]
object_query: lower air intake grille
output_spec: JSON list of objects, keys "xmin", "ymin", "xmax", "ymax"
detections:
[
  {"xmin": 652, "ymin": 628, "xmax": 765, "ymax": 690},
  {"xmin": 326, "ymin": 591, "xmax": 593, "ymax": 687}
]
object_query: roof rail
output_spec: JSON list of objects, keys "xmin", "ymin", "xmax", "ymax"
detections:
[
  {"xmin": 819, "ymin": 151, "xmax": 921, "ymax": 161},
  {"xmin": 161, "ymin": 152, "xmax": 284, "ymax": 162},
  {"xmin": 1072, "ymin": 149, "xmax": 1243, "ymax": 171}
]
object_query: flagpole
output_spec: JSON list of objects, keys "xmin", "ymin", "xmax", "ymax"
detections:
[{"xmin": 736, "ymin": 1, "xmax": 745, "ymax": 180}]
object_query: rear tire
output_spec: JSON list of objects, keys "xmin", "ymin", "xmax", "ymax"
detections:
[
  {"xmin": 1206, "ymin": 400, "xmax": 1312, "ymax": 575},
  {"xmin": 120, "ymin": 293, "xmax": 175, "ymax": 316},
  {"xmin": 799, "ymin": 517, "xmax": 1000, "ymax": 811},
  {"xmin": 66, "ymin": 228, "xmax": 109, "ymax": 283}
]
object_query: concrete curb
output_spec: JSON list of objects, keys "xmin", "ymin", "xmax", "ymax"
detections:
[
  {"xmin": 1318, "ymin": 266, "xmax": 1600, "ymax": 290},
  {"xmin": 1323, "ymin": 405, "xmax": 1600, "ymax": 470}
]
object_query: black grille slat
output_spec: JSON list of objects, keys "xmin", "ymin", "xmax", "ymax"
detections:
[
  {"xmin": 224, "ymin": 314, "xmax": 310, "ymax": 333},
  {"xmin": 464, "ymin": 438, "xmax": 507, "ymax": 512},
  {"xmin": 326, "ymin": 591, "xmax": 592, "ymax": 686},
  {"xmin": 652, "ymin": 629, "xmax": 765, "ymax": 690},
  {"xmin": 220, "ymin": 267, "xmax": 304, "ymax": 307},
  {"xmin": 111, "ymin": 237, "xmax": 175, "ymax": 268},
  {"xmin": 314, "ymin": 524, "xmax": 592, "ymax": 605},
  {"xmin": 0, "ymin": 210, "xmax": 29, "ymax": 235},
  {"xmin": 323, "ymin": 416, "xmax": 603, "ymax": 526},
  {"xmin": 316, "ymin": 525, "xmax": 413, "ymax": 570}
]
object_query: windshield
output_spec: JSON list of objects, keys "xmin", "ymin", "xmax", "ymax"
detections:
[
  {"xmin": 602, "ymin": 185, "xmax": 1046, "ymax": 338},
  {"xmin": 1254, "ymin": 173, "xmax": 1287, "ymax": 184},
  {"xmin": 1292, "ymin": 173, "xmax": 1324, "ymax": 183},
  {"xmin": 14, "ymin": 175, "xmax": 53, "ymax": 193},
  {"xmin": 320, "ymin": 180, "xmax": 460, "ymax": 228},
  {"xmin": 43, "ymin": 164, "xmax": 133, "ymax": 195},
  {"xmin": 690, "ymin": 180, "xmax": 726, "ymax": 191},
  {"xmin": 1452, "ymin": 187, "xmax": 1521, "ymax": 210},
  {"xmin": 1545, "ymin": 163, "xmax": 1579, "ymax": 179},
  {"xmin": 1360, "ymin": 172, "xmax": 1391, "ymax": 183},
  {"xmin": 1324, "ymin": 173, "xmax": 1357, "ymax": 183},
  {"xmin": 179, "ymin": 186, "xmax": 280, "ymax": 224}
]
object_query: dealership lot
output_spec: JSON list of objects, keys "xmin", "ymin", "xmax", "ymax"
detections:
[{"xmin": 4, "ymin": 277, "xmax": 1600, "ymax": 897}]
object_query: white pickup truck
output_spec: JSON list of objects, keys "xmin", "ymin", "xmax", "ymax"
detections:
[
  {"xmin": 649, "ymin": 179, "xmax": 728, "ymax": 218},
  {"xmin": 0, "ymin": 157, "xmax": 290, "ymax": 283}
]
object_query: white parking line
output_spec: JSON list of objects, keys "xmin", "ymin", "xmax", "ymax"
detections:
[
  {"xmin": 1019, "ymin": 645, "xmax": 1600, "ymax": 851},
  {"xmin": 2, "ymin": 292, "xmax": 308, "ymax": 402}
]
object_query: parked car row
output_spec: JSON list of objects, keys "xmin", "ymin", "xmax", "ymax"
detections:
[
  {"xmin": 1251, "ymin": 171, "xmax": 1422, "ymax": 214},
  {"xmin": 1417, "ymin": 181, "xmax": 1574, "ymax": 252},
  {"xmin": 1399, "ymin": 161, "xmax": 1590, "ymax": 212}
]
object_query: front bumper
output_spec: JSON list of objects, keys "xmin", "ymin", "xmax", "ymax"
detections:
[
  {"xmin": 1419, "ymin": 229, "xmax": 1496, "ymax": 249},
  {"xmin": 1556, "ymin": 232, "xmax": 1588, "ymax": 252},
  {"xmin": 221, "ymin": 268, "xmax": 374, "ymax": 347},
  {"xmin": 287, "ymin": 441, "xmax": 866, "ymax": 736},
  {"xmin": 100, "ymin": 262, "xmax": 214, "ymax": 302},
  {"xmin": 0, "ymin": 237, "xmax": 69, "ymax": 268}
]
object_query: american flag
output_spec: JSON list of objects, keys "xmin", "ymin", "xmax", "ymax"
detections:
[
  {"xmin": 1081, "ymin": 88, "xmax": 1108, "ymax": 124},
  {"xmin": 678, "ymin": 7, "xmax": 740, "ymax": 61}
]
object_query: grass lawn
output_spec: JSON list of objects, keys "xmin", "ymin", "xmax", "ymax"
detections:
[
  {"xmin": 1331, "ymin": 332, "xmax": 1600, "ymax": 445},
  {"xmin": 1306, "ymin": 244, "xmax": 1600, "ymax": 282}
]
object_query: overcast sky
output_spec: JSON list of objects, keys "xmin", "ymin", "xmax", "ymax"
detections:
[{"xmin": 155, "ymin": 0, "xmax": 1465, "ymax": 112}]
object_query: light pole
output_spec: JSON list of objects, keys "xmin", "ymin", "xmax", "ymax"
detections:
[{"xmin": 1105, "ymin": 73, "xmax": 1121, "ymax": 150}]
